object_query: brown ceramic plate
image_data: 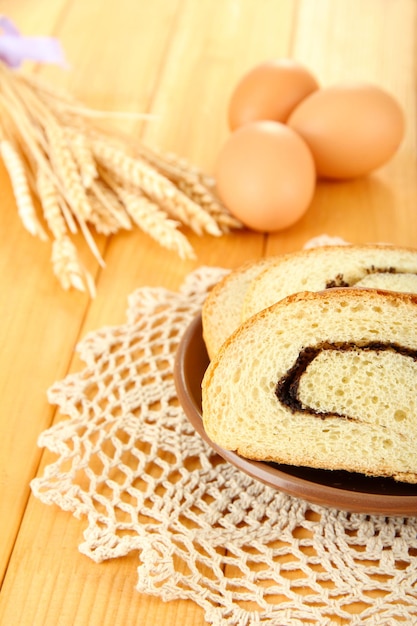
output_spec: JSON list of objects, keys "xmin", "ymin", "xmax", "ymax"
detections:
[{"xmin": 174, "ymin": 314, "xmax": 417, "ymax": 516}]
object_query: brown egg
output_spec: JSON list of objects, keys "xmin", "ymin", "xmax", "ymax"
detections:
[
  {"xmin": 228, "ymin": 59, "xmax": 319, "ymax": 131},
  {"xmin": 288, "ymin": 83, "xmax": 405, "ymax": 179},
  {"xmin": 215, "ymin": 121, "xmax": 316, "ymax": 232}
]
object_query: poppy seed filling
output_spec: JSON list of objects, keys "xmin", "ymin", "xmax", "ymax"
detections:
[{"xmin": 275, "ymin": 341, "xmax": 417, "ymax": 418}]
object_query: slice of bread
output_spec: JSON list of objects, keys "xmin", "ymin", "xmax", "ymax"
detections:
[
  {"xmin": 202, "ymin": 288, "xmax": 417, "ymax": 483},
  {"xmin": 202, "ymin": 257, "xmax": 277, "ymax": 360},
  {"xmin": 242, "ymin": 244, "xmax": 417, "ymax": 323}
]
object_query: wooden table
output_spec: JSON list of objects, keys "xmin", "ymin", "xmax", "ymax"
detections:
[{"xmin": 0, "ymin": 1, "xmax": 416, "ymax": 624}]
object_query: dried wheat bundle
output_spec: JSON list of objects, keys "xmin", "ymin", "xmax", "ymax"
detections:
[{"xmin": 0, "ymin": 63, "xmax": 241, "ymax": 295}]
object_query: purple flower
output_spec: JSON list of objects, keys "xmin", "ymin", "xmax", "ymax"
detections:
[{"xmin": 0, "ymin": 16, "xmax": 67, "ymax": 68}]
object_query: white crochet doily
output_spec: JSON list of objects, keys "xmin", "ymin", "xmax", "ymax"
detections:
[{"xmin": 31, "ymin": 265, "xmax": 417, "ymax": 626}]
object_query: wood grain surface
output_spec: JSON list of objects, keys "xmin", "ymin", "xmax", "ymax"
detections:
[{"xmin": 0, "ymin": 1, "xmax": 416, "ymax": 624}]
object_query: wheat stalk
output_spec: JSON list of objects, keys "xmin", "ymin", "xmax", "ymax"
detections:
[
  {"xmin": 36, "ymin": 170, "xmax": 67, "ymax": 239},
  {"xmin": 51, "ymin": 235, "xmax": 95, "ymax": 295},
  {"xmin": 1, "ymin": 139, "xmax": 48, "ymax": 240},
  {"xmin": 65, "ymin": 128, "xmax": 98, "ymax": 189},
  {"xmin": 87, "ymin": 180, "xmax": 131, "ymax": 235},
  {"xmin": 36, "ymin": 170, "xmax": 96, "ymax": 295},
  {"xmin": 0, "ymin": 62, "xmax": 240, "ymax": 294},
  {"xmin": 117, "ymin": 185, "xmax": 195, "ymax": 259},
  {"xmin": 92, "ymin": 138, "xmax": 223, "ymax": 236},
  {"xmin": 44, "ymin": 119, "xmax": 92, "ymax": 220},
  {"xmin": 135, "ymin": 143, "xmax": 242, "ymax": 231}
]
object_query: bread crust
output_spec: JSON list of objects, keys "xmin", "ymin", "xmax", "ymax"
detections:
[
  {"xmin": 202, "ymin": 256, "xmax": 278, "ymax": 359},
  {"xmin": 202, "ymin": 244, "xmax": 417, "ymax": 360}
]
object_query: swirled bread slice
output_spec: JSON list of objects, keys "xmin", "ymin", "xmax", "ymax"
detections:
[
  {"xmin": 242, "ymin": 244, "xmax": 417, "ymax": 323},
  {"xmin": 202, "ymin": 288, "xmax": 417, "ymax": 483},
  {"xmin": 202, "ymin": 257, "xmax": 277, "ymax": 360}
]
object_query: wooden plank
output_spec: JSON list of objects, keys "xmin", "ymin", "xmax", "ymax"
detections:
[
  {"xmin": 0, "ymin": 0, "xmax": 69, "ymax": 35},
  {"xmin": 142, "ymin": 0, "xmax": 297, "ymax": 169},
  {"xmin": 0, "ymin": 494, "xmax": 207, "ymax": 625},
  {"xmin": 0, "ymin": 0, "xmax": 187, "ymax": 588},
  {"xmin": 0, "ymin": 145, "xmax": 100, "ymax": 582},
  {"xmin": 0, "ymin": 0, "xmax": 291, "ymax": 622},
  {"xmin": 0, "ymin": 1, "xmax": 95, "ymax": 581},
  {"xmin": 266, "ymin": 0, "xmax": 417, "ymax": 255}
]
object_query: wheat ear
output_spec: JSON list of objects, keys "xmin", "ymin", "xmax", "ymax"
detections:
[
  {"xmin": 44, "ymin": 119, "xmax": 92, "ymax": 220},
  {"xmin": 92, "ymin": 138, "xmax": 223, "ymax": 236},
  {"xmin": 87, "ymin": 179, "xmax": 131, "ymax": 235},
  {"xmin": 36, "ymin": 171, "xmax": 67, "ymax": 239},
  {"xmin": 136, "ymin": 143, "xmax": 243, "ymax": 231},
  {"xmin": 64, "ymin": 128, "xmax": 98, "ymax": 189},
  {"xmin": 117, "ymin": 185, "xmax": 195, "ymax": 259},
  {"xmin": 1, "ymin": 140, "xmax": 48, "ymax": 240},
  {"xmin": 51, "ymin": 235, "xmax": 95, "ymax": 295}
]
